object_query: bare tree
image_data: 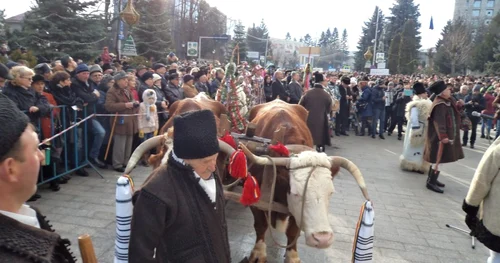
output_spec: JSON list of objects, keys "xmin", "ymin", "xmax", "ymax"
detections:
[{"xmin": 439, "ymin": 18, "xmax": 474, "ymax": 74}]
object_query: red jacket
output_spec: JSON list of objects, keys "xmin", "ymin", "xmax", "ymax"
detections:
[{"xmin": 483, "ymin": 92, "xmax": 496, "ymax": 115}]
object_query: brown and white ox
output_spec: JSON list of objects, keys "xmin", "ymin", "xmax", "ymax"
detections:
[
  {"xmin": 242, "ymin": 99, "xmax": 370, "ymax": 263},
  {"xmin": 126, "ymin": 93, "xmax": 228, "ymax": 170}
]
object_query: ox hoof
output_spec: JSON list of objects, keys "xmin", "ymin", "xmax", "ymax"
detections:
[
  {"xmin": 284, "ymin": 250, "xmax": 301, "ymax": 263},
  {"xmin": 249, "ymin": 240, "xmax": 267, "ymax": 263}
]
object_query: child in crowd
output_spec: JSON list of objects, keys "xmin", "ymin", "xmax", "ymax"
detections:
[{"xmin": 137, "ymin": 89, "xmax": 159, "ymax": 166}]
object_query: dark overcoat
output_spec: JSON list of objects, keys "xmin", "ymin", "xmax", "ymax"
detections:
[
  {"xmin": 299, "ymin": 83, "xmax": 332, "ymax": 146},
  {"xmin": 129, "ymin": 153, "xmax": 230, "ymax": 263},
  {"xmin": 424, "ymin": 96, "xmax": 465, "ymax": 164}
]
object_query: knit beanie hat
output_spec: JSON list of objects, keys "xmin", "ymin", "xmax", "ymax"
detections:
[
  {"xmin": 152, "ymin": 73, "xmax": 162, "ymax": 83},
  {"xmin": 89, "ymin": 64, "xmax": 103, "ymax": 75},
  {"xmin": 75, "ymin": 63, "xmax": 89, "ymax": 74},
  {"xmin": 0, "ymin": 96, "xmax": 30, "ymax": 159},
  {"xmin": 140, "ymin": 72, "xmax": 154, "ymax": 82},
  {"xmin": 173, "ymin": 110, "xmax": 219, "ymax": 159}
]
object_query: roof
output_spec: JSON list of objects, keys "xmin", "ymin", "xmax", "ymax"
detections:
[{"xmin": 5, "ymin": 13, "xmax": 26, "ymax": 23}]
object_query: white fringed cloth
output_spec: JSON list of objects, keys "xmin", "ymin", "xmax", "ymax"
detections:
[
  {"xmin": 114, "ymin": 176, "xmax": 134, "ymax": 263},
  {"xmin": 352, "ymin": 201, "xmax": 374, "ymax": 262}
]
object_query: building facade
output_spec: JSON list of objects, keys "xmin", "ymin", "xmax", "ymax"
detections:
[{"xmin": 454, "ymin": 0, "xmax": 500, "ymax": 28}]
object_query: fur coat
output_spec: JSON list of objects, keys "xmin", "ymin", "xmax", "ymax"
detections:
[
  {"xmin": 465, "ymin": 137, "xmax": 500, "ymax": 252},
  {"xmin": 299, "ymin": 84, "xmax": 332, "ymax": 147},
  {"xmin": 400, "ymin": 96, "xmax": 432, "ymax": 173},
  {"xmin": 424, "ymin": 96, "xmax": 464, "ymax": 164}
]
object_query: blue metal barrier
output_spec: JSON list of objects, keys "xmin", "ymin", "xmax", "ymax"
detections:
[{"xmin": 23, "ymin": 105, "xmax": 103, "ymax": 185}]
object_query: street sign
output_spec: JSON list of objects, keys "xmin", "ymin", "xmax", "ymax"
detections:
[
  {"xmin": 247, "ymin": 51, "xmax": 259, "ymax": 59},
  {"xmin": 187, "ymin": 42, "xmax": 198, "ymax": 57},
  {"xmin": 377, "ymin": 62, "xmax": 386, "ymax": 69},
  {"xmin": 376, "ymin": 53, "xmax": 385, "ymax": 63},
  {"xmin": 121, "ymin": 35, "xmax": 137, "ymax": 56},
  {"xmin": 364, "ymin": 61, "xmax": 371, "ymax": 69},
  {"xmin": 213, "ymin": 34, "xmax": 230, "ymax": 41},
  {"xmin": 370, "ymin": 69, "xmax": 390, "ymax": 75}
]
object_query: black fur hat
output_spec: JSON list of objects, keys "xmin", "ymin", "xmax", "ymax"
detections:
[
  {"xmin": 429, "ymin": 80, "xmax": 446, "ymax": 95},
  {"xmin": 173, "ymin": 110, "xmax": 219, "ymax": 159},
  {"xmin": 0, "ymin": 96, "xmax": 29, "ymax": 159},
  {"xmin": 413, "ymin": 82, "xmax": 426, "ymax": 95}
]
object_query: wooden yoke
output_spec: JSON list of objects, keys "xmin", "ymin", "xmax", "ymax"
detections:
[{"xmin": 78, "ymin": 234, "xmax": 97, "ymax": 263}]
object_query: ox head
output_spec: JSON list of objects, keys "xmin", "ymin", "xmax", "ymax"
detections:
[
  {"xmin": 240, "ymin": 143, "xmax": 369, "ymax": 249},
  {"xmin": 124, "ymin": 129, "xmax": 235, "ymax": 175}
]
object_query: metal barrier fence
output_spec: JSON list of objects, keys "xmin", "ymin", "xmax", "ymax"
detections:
[{"xmin": 24, "ymin": 105, "xmax": 103, "ymax": 185}]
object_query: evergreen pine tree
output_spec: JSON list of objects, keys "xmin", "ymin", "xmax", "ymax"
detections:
[
  {"xmin": 246, "ymin": 19, "xmax": 269, "ymax": 56},
  {"xmin": 354, "ymin": 7, "xmax": 384, "ymax": 71},
  {"xmin": 303, "ymin": 34, "xmax": 313, "ymax": 46},
  {"xmin": 318, "ymin": 31, "xmax": 327, "ymax": 47},
  {"xmin": 398, "ymin": 19, "xmax": 418, "ymax": 74},
  {"xmin": 21, "ymin": 0, "xmax": 106, "ymax": 60},
  {"xmin": 285, "ymin": 32, "xmax": 291, "ymax": 40},
  {"xmin": 386, "ymin": 0, "xmax": 421, "ymax": 61},
  {"xmin": 388, "ymin": 34, "xmax": 401, "ymax": 74},
  {"xmin": 340, "ymin": 29, "xmax": 349, "ymax": 65},
  {"xmin": 133, "ymin": 0, "xmax": 172, "ymax": 60},
  {"xmin": 228, "ymin": 21, "xmax": 247, "ymax": 62},
  {"xmin": 331, "ymin": 27, "xmax": 340, "ymax": 51},
  {"xmin": 0, "ymin": 10, "xmax": 6, "ymax": 43}
]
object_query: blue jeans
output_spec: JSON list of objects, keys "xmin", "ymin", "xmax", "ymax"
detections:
[
  {"xmin": 141, "ymin": 132, "xmax": 154, "ymax": 143},
  {"xmin": 481, "ymin": 115, "xmax": 493, "ymax": 137},
  {"xmin": 372, "ymin": 108, "xmax": 385, "ymax": 135},
  {"xmin": 90, "ymin": 119, "xmax": 105, "ymax": 159},
  {"xmin": 496, "ymin": 120, "xmax": 500, "ymax": 139}
]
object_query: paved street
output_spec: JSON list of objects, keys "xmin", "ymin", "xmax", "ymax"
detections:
[{"xmin": 31, "ymin": 132, "xmax": 493, "ymax": 263}]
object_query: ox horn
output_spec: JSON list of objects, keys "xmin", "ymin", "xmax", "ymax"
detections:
[
  {"xmin": 124, "ymin": 135, "xmax": 164, "ymax": 175},
  {"xmin": 285, "ymin": 144, "xmax": 314, "ymax": 154},
  {"xmin": 330, "ymin": 157, "xmax": 370, "ymax": 201},
  {"xmin": 218, "ymin": 139, "xmax": 236, "ymax": 156},
  {"xmin": 239, "ymin": 143, "xmax": 290, "ymax": 167}
]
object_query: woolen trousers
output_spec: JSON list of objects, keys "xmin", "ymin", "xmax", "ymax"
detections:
[{"xmin": 113, "ymin": 134, "xmax": 133, "ymax": 169}]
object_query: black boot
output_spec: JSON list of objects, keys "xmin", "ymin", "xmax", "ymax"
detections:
[
  {"xmin": 426, "ymin": 170, "xmax": 444, "ymax": 193},
  {"xmin": 427, "ymin": 166, "xmax": 445, "ymax": 187}
]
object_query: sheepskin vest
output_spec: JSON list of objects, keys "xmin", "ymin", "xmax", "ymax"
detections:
[{"xmin": 405, "ymin": 96, "xmax": 432, "ymax": 147}]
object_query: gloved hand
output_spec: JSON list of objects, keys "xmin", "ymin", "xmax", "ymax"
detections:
[
  {"xmin": 139, "ymin": 130, "xmax": 144, "ymax": 138},
  {"xmin": 154, "ymin": 130, "xmax": 158, "ymax": 136},
  {"xmin": 462, "ymin": 199, "xmax": 479, "ymax": 236}
]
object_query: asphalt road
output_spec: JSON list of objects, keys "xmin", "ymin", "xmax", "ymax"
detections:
[{"xmin": 31, "ymin": 130, "xmax": 493, "ymax": 262}]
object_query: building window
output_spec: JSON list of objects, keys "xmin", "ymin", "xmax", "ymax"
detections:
[
  {"xmin": 474, "ymin": 0, "xmax": 482, "ymax": 8},
  {"xmin": 486, "ymin": 9, "xmax": 494, "ymax": 16},
  {"xmin": 472, "ymin": 10, "xmax": 481, "ymax": 16},
  {"xmin": 487, "ymin": 0, "xmax": 495, "ymax": 7},
  {"xmin": 485, "ymin": 19, "xmax": 492, "ymax": 25}
]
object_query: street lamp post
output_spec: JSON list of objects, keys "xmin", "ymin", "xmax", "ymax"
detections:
[{"xmin": 372, "ymin": 5, "xmax": 380, "ymax": 66}]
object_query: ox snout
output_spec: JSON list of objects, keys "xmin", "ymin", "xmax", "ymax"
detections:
[{"xmin": 306, "ymin": 231, "xmax": 333, "ymax": 249}]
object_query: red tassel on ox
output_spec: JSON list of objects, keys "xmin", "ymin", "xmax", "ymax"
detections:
[
  {"xmin": 240, "ymin": 174, "xmax": 261, "ymax": 206},
  {"xmin": 228, "ymin": 150, "xmax": 247, "ymax": 179},
  {"xmin": 220, "ymin": 131, "xmax": 237, "ymax": 150},
  {"xmin": 269, "ymin": 142, "xmax": 290, "ymax": 156}
]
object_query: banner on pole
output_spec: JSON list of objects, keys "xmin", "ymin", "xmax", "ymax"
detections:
[
  {"xmin": 187, "ymin": 42, "xmax": 198, "ymax": 57},
  {"xmin": 122, "ymin": 35, "xmax": 137, "ymax": 56}
]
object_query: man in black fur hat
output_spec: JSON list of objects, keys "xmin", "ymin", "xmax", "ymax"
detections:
[
  {"xmin": 299, "ymin": 72, "xmax": 332, "ymax": 152},
  {"xmin": 424, "ymin": 81, "xmax": 464, "ymax": 193},
  {"xmin": 0, "ymin": 96, "xmax": 75, "ymax": 262},
  {"xmin": 129, "ymin": 109, "xmax": 230, "ymax": 262}
]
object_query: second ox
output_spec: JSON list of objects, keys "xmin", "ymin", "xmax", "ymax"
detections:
[{"xmin": 241, "ymin": 99, "xmax": 370, "ymax": 263}]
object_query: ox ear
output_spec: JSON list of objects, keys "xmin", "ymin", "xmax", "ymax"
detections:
[{"xmin": 330, "ymin": 164, "xmax": 341, "ymax": 180}]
